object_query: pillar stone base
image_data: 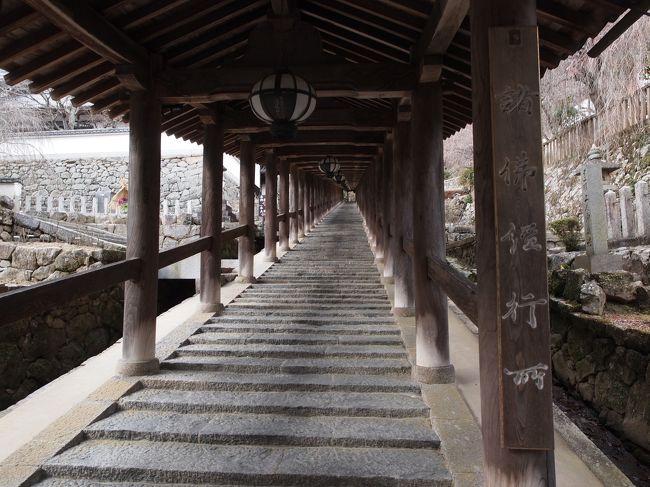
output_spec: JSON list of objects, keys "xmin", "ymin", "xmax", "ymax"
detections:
[
  {"xmin": 116, "ymin": 358, "xmax": 160, "ymax": 377},
  {"xmin": 392, "ymin": 306, "xmax": 415, "ymax": 317},
  {"xmin": 235, "ymin": 275, "xmax": 257, "ymax": 284},
  {"xmin": 199, "ymin": 302, "xmax": 224, "ymax": 314},
  {"xmin": 374, "ymin": 257, "xmax": 384, "ymax": 265},
  {"xmin": 264, "ymin": 256, "xmax": 279, "ymax": 263},
  {"xmin": 413, "ymin": 364, "xmax": 455, "ymax": 384},
  {"xmin": 381, "ymin": 276, "xmax": 394, "ymax": 284}
]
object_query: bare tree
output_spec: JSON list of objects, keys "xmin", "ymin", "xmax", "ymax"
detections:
[{"xmin": 0, "ymin": 77, "xmax": 45, "ymax": 156}]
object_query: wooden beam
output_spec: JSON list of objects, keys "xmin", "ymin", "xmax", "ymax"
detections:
[
  {"xmin": 253, "ymin": 131, "xmax": 386, "ymax": 147},
  {"xmin": 23, "ymin": 0, "xmax": 149, "ymax": 65},
  {"xmin": 412, "ymin": 0, "xmax": 469, "ymax": 80},
  {"xmin": 427, "ymin": 254, "xmax": 478, "ymax": 324},
  {"xmin": 224, "ymin": 107, "xmax": 395, "ymax": 132},
  {"xmin": 159, "ymin": 63, "xmax": 417, "ymax": 103},
  {"xmin": 0, "ymin": 258, "xmax": 140, "ymax": 328},
  {"xmin": 274, "ymin": 145, "xmax": 378, "ymax": 157},
  {"xmin": 158, "ymin": 237, "xmax": 212, "ymax": 269}
]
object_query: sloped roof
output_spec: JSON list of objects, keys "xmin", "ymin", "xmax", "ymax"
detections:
[{"xmin": 0, "ymin": 0, "xmax": 643, "ymax": 187}]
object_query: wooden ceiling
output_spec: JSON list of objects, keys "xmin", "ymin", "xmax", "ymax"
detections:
[{"xmin": 0, "ymin": 0, "xmax": 642, "ymax": 188}]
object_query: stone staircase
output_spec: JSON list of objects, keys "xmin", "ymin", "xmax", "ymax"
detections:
[{"xmin": 34, "ymin": 204, "xmax": 452, "ymax": 486}]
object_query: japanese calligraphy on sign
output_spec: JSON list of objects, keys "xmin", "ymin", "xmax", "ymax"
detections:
[
  {"xmin": 498, "ymin": 151, "xmax": 537, "ymax": 191},
  {"xmin": 500, "ymin": 222, "xmax": 543, "ymax": 255},
  {"xmin": 497, "ymin": 84, "xmax": 536, "ymax": 115},
  {"xmin": 502, "ymin": 292, "xmax": 548, "ymax": 329},
  {"xmin": 504, "ymin": 363, "xmax": 548, "ymax": 390},
  {"xmin": 489, "ymin": 26, "xmax": 553, "ymax": 449}
]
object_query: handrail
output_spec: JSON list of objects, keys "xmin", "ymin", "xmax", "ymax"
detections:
[
  {"xmin": 403, "ymin": 237, "xmax": 478, "ymax": 325},
  {"xmin": 158, "ymin": 236, "xmax": 212, "ymax": 269},
  {"xmin": 0, "ymin": 258, "xmax": 142, "ymax": 328},
  {"xmin": 0, "ymin": 224, "xmax": 252, "ymax": 329},
  {"xmin": 427, "ymin": 254, "xmax": 478, "ymax": 324},
  {"xmin": 221, "ymin": 224, "xmax": 248, "ymax": 241}
]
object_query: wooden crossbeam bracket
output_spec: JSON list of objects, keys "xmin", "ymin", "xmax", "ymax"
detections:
[
  {"xmin": 114, "ymin": 64, "xmax": 150, "ymax": 92},
  {"xmin": 419, "ymin": 54, "xmax": 444, "ymax": 82}
]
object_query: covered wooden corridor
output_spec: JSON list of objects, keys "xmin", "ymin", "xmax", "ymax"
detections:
[{"xmin": 0, "ymin": 0, "xmax": 644, "ymax": 485}]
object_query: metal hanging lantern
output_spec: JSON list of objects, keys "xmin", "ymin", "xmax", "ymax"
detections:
[
  {"xmin": 249, "ymin": 70, "xmax": 317, "ymax": 140},
  {"xmin": 334, "ymin": 172, "xmax": 345, "ymax": 184},
  {"xmin": 319, "ymin": 155, "xmax": 340, "ymax": 177}
]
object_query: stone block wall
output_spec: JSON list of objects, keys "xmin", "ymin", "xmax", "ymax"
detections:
[
  {"xmin": 550, "ymin": 299, "xmax": 650, "ymax": 462},
  {"xmin": 2, "ymin": 155, "xmax": 240, "ymax": 217},
  {"xmin": 0, "ymin": 242, "xmax": 124, "ymax": 283},
  {"xmin": 0, "ymin": 242, "xmax": 126, "ymax": 410},
  {"xmin": 0, "ymin": 286, "xmax": 123, "ymax": 410}
]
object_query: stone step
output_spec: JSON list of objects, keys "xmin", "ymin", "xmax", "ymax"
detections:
[
  {"xmin": 174, "ymin": 343, "xmax": 408, "ymax": 359},
  {"xmin": 161, "ymin": 355, "xmax": 412, "ymax": 375},
  {"xmin": 188, "ymin": 332, "xmax": 403, "ymax": 346},
  {"xmin": 120, "ymin": 389, "xmax": 429, "ymax": 417},
  {"xmin": 249, "ymin": 282, "xmax": 384, "ymax": 289},
  {"xmin": 34, "ymin": 480, "xmax": 266, "ymax": 487},
  {"xmin": 85, "ymin": 410, "xmax": 440, "ymax": 449},
  {"xmin": 200, "ymin": 323, "xmax": 400, "ymax": 336},
  {"xmin": 227, "ymin": 302, "xmax": 392, "ymax": 310},
  {"xmin": 240, "ymin": 286, "xmax": 388, "ymax": 300},
  {"xmin": 43, "ymin": 440, "xmax": 452, "ymax": 486},
  {"xmin": 140, "ymin": 371, "xmax": 421, "ymax": 393},
  {"xmin": 232, "ymin": 296, "xmax": 389, "ymax": 304},
  {"xmin": 215, "ymin": 308, "xmax": 395, "ymax": 325}
]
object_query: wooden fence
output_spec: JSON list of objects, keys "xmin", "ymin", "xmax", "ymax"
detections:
[{"xmin": 543, "ymin": 86, "xmax": 650, "ymax": 166}]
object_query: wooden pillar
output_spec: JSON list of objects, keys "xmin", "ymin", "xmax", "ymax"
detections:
[
  {"xmin": 393, "ymin": 116, "xmax": 415, "ymax": 316},
  {"xmin": 237, "ymin": 136, "xmax": 256, "ymax": 283},
  {"xmin": 289, "ymin": 165, "xmax": 299, "ymax": 245},
  {"xmin": 117, "ymin": 90, "xmax": 161, "ymax": 376},
  {"xmin": 279, "ymin": 157, "xmax": 290, "ymax": 251},
  {"xmin": 374, "ymin": 151, "xmax": 384, "ymax": 264},
  {"xmin": 264, "ymin": 150, "xmax": 278, "ymax": 262},
  {"xmin": 472, "ymin": 0, "xmax": 555, "ymax": 484},
  {"xmin": 305, "ymin": 175, "xmax": 312, "ymax": 232},
  {"xmin": 382, "ymin": 134, "xmax": 394, "ymax": 283},
  {"xmin": 411, "ymin": 81, "xmax": 453, "ymax": 384},
  {"xmin": 199, "ymin": 118, "xmax": 224, "ymax": 313},
  {"xmin": 298, "ymin": 170, "xmax": 305, "ymax": 239}
]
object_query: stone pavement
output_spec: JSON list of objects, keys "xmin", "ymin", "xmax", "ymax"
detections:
[{"xmin": 32, "ymin": 204, "xmax": 452, "ymax": 486}]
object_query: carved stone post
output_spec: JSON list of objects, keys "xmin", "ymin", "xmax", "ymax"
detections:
[
  {"xmin": 279, "ymin": 156, "xmax": 290, "ymax": 251},
  {"xmin": 471, "ymin": 0, "xmax": 555, "ymax": 483},
  {"xmin": 118, "ymin": 90, "xmax": 161, "ymax": 376},
  {"xmin": 237, "ymin": 136, "xmax": 256, "ymax": 283},
  {"xmin": 199, "ymin": 117, "xmax": 224, "ymax": 313},
  {"xmin": 411, "ymin": 81, "xmax": 453, "ymax": 384}
]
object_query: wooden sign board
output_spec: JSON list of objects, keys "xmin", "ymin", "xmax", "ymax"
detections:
[{"xmin": 488, "ymin": 26, "xmax": 554, "ymax": 450}]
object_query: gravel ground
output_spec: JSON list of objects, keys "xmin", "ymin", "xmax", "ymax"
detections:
[{"xmin": 553, "ymin": 384, "xmax": 650, "ymax": 487}]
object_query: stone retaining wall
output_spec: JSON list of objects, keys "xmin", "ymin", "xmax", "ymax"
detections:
[
  {"xmin": 0, "ymin": 286, "xmax": 123, "ymax": 410},
  {"xmin": 550, "ymin": 298, "xmax": 650, "ymax": 462},
  {"xmin": 1, "ymin": 155, "xmax": 240, "ymax": 216},
  {"xmin": 0, "ymin": 242, "xmax": 124, "ymax": 283},
  {"xmin": 0, "ymin": 242, "xmax": 126, "ymax": 410}
]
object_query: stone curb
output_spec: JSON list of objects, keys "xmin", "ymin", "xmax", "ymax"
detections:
[{"xmin": 553, "ymin": 405, "xmax": 635, "ymax": 487}]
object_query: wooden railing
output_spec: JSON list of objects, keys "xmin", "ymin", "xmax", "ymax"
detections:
[
  {"xmin": 0, "ymin": 258, "xmax": 141, "ymax": 327},
  {"xmin": 0, "ymin": 224, "xmax": 250, "ymax": 328},
  {"xmin": 543, "ymin": 86, "xmax": 650, "ymax": 166},
  {"xmin": 402, "ymin": 237, "xmax": 478, "ymax": 325}
]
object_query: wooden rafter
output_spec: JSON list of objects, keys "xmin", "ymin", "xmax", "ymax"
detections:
[{"xmin": 23, "ymin": 0, "xmax": 149, "ymax": 65}]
